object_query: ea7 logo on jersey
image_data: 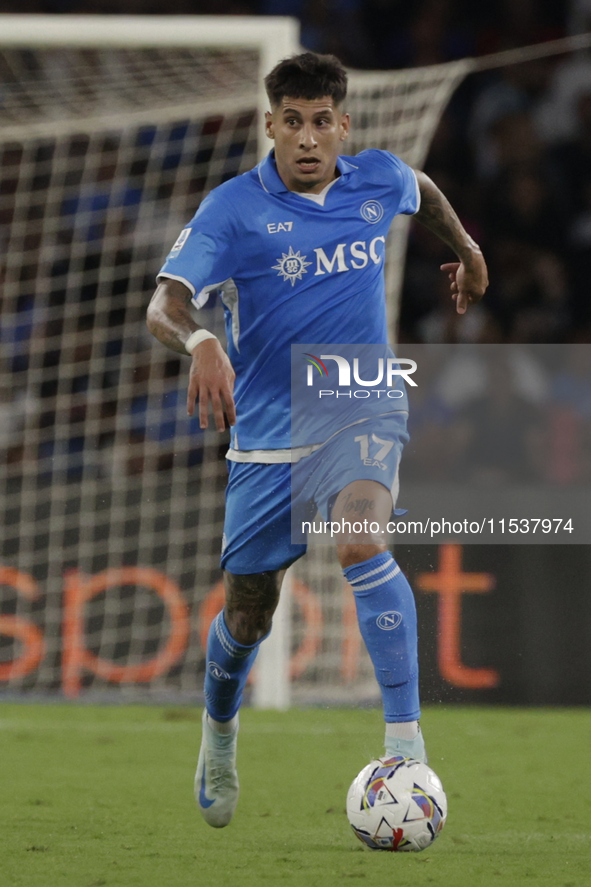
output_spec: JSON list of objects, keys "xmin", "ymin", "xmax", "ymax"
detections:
[{"xmin": 267, "ymin": 221, "xmax": 294, "ymax": 233}]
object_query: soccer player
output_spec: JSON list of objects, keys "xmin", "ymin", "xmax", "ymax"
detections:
[{"xmin": 147, "ymin": 52, "xmax": 488, "ymax": 829}]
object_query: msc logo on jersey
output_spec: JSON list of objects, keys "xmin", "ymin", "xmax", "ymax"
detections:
[
  {"xmin": 376, "ymin": 610, "xmax": 403, "ymax": 631},
  {"xmin": 273, "ymin": 238, "xmax": 386, "ymax": 285},
  {"xmin": 272, "ymin": 246, "xmax": 312, "ymax": 286},
  {"xmin": 360, "ymin": 200, "xmax": 384, "ymax": 224}
]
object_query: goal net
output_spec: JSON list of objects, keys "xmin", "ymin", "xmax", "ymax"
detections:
[{"xmin": 0, "ymin": 15, "xmax": 468, "ymax": 702}]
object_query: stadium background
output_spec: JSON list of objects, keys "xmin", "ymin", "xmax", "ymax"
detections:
[{"xmin": 1, "ymin": 2, "xmax": 590, "ymax": 709}]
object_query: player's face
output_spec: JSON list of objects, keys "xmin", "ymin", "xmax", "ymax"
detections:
[{"xmin": 266, "ymin": 96, "xmax": 350, "ymax": 194}]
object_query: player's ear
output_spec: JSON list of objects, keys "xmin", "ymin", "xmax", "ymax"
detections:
[
  {"xmin": 339, "ymin": 112, "xmax": 351, "ymax": 142},
  {"xmin": 265, "ymin": 110, "xmax": 274, "ymax": 140}
]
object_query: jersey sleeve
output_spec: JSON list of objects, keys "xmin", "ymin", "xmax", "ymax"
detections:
[
  {"xmin": 158, "ymin": 189, "xmax": 238, "ymax": 307},
  {"xmin": 366, "ymin": 150, "xmax": 421, "ymax": 216}
]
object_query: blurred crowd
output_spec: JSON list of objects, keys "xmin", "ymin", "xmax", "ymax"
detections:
[
  {"xmin": 401, "ymin": 345, "xmax": 591, "ymax": 485},
  {"xmin": 0, "ymin": 0, "xmax": 590, "ymax": 343},
  {"xmin": 1, "ymin": 0, "xmax": 591, "ymax": 482},
  {"xmin": 398, "ymin": 2, "xmax": 591, "ymax": 345}
]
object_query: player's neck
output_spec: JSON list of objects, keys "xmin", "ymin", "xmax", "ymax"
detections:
[{"xmin": 286, "ymin": 168, "xmax": 340, "ymax": 195}]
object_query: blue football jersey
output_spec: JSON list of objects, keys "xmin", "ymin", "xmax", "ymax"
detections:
[{"xmin": 158, "ymin": 149, "xmax": 419, "ymax": 460}]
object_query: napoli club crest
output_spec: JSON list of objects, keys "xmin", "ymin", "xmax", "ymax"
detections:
[{"xmin": 360, "ymin": 200, "xmax": 384, "ymax": 224}]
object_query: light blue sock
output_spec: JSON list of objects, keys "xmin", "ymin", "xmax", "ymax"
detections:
[
  {"xmin": 344, "ymin": 551, "xmax": 420, "ymax": 722},
  {"xmin": 204, "ymin": 610, "xmax": 264, "ymax": 722}
]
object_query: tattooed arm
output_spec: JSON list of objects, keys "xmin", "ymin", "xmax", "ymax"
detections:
[
  {"xmin": 147, "ymin": 277, "xmax": 236, "ymax": 431},
  {"xmin": 414, "ymin": 170, "xmax": 489, "ymax": 314}
]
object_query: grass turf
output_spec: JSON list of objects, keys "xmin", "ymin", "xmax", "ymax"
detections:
[{"xmin": 0, "ymin": 704, "xmax": 589, "ymax": 887}]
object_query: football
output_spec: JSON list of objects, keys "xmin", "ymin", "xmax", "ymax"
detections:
[{"xmin": 346, "ymin": 755, "xmax": 447, "ymax": 852}]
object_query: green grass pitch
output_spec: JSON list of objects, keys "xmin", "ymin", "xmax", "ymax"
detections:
[{"xmin": 0, "ymin": 704, "xmax": 589, "ymax": 887}]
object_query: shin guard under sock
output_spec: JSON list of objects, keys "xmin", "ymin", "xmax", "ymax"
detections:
[
  {"xmin": 204, "ymin": 610, "xmax": 264, "ymax": 722},
  {"xmin": 344, "ymin": 551, "xmax": 420, "ymax": 722}
]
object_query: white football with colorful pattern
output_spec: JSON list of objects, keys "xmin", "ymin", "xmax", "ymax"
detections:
[{"xmin": 346, "ymin": 755, "xmax": 447, "ymax": 852}]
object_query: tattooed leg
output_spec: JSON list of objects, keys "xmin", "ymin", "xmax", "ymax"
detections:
[
  {"xmin": 202, "ymin": 569, "xmax": 285, "ymax": 730},
  {"xmin": 331, "ymin": 479, "xmax": 391, "ymax": 568},
  {"xmin": 223, "ymin": 569, "xmax": 286, "ymax": 645}
]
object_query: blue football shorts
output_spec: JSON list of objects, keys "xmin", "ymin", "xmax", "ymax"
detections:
[{"xmin": 221, "ymin": 413, "xmax": 409, "ymax": 575}]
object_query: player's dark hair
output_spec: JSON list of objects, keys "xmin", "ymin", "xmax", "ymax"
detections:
[{"xmin": 264, "ymin": 52, "xmax": 347, "ymax": 108}]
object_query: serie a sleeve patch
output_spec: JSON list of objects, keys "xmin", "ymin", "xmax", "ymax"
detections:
[{"xmin": 168, "ymin": 227, "xmax": 192, "ymax": 258}]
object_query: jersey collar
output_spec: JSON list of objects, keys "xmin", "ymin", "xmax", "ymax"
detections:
[{"xmin": 257, "ymin": 149, "xmax": 356, "ymax": 194}]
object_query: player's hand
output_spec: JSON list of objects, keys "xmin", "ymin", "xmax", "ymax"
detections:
[
  {"xmin": 441, "ymin": 251, "xmax": 489, "ymax": 314},
  {"xmin": 187, "ymin": 338, "xmax": 236, "ymax": 432}
]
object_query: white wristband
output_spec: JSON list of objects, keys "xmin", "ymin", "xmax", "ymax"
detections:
[{"xmin": 185, "ymin": 329, "xmax": 218, "ymax": 355}]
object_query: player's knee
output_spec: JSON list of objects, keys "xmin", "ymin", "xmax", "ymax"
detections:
[
  {"xmin": 223, "ymin": 570, "xmax": 282, "ymax": 645},
  {"xmin": 337, "ymin": 542, "xmax": 387, "ymax": 570},
  {"xmin": 225, "ymin": 609, "xmax": 274, "ymax": 645}
]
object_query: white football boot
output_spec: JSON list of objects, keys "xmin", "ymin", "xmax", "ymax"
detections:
[
  {"xmin": 194, "ymin": 710, "xmax": 239, "ymax": 828},
  {"xmin": 384, "ymin": 725, "xmax": 428, "ymax": 764}
]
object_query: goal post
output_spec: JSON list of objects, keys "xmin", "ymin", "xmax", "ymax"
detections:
[
  {"xmin": 0, "ymin": 14, "xmax": 496, "ymax": 707},
  {"xmin": 0, "ymin": 14, "xmax": 300, "ymax": 160}
]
